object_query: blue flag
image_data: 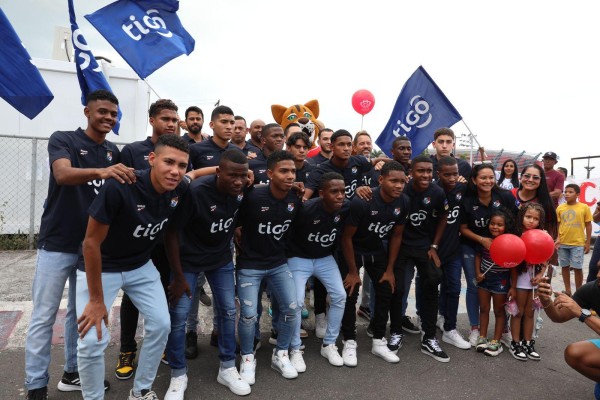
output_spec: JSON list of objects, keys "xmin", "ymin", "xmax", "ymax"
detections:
[
  {"xmin": 85, "ymin": 0, "xmax": 195, "ymax": 79},
  {"xmin": 69, "ymin": 0, "xmax": 121, "ymax": 134},
  {"xmin": 0, "ymin": 9, "xmax": 53, "ymax": 119},
  {"xmin": 375, "ymin": 66, "xmax": 462, "ymax": 158}
]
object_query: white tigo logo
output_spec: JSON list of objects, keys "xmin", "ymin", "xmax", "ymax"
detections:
[
  {"xmin": 87, "ymin": 179, "xmax": 106, "ymax": 195},
  {"xmin": 258, "ymin": 220, "xmax": 291, "ymax": 240},
  {"xmin": 368, "ymin": 221, "xmax": 395, "ymax": 239},
  {"xmin": 133, "ymin": 218, "xmax": 169, "ymax": 240},
  {"xmin": 122, "ymin": 9, "xmax": 173, "ymax": 41},
  {"xmin": 308, "ymin": 229, "xmax": 337, "ymax": 248},
  {"xmin": 211, "ymin": 217, "xmax": 234, "ymax": 233},
  {"xmin": 393, "ymin": 95, "xmax": 432, "ymax": 137},
  {"xmin": 72, "ymin": 29, "xmax": 102, "ymax": 72},
  {"xmin": 409, "ymin": 210, "xmax": 428, "ymax": 226}
]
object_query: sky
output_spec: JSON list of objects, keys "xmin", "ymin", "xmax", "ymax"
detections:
[{"xmin": 2, "ymin": 0, "xmax": 600, "ymax": 178}]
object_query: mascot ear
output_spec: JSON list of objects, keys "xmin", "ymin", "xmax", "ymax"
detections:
[
  {"xmin": 304, "ymin": 100, "xmax": 320, "ymax": 119},
  {"xmin": 271, "ymin": 104, "xmax": 287, "ymax": 124}
]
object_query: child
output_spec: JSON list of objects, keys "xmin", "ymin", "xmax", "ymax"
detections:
[
  {"xmin": 509, "ymin": 203, "xmax": 547, "ymax": 361},
  {"xmin": 474, "ymin": 209, "xmax": 516, "ymax": 357},
  {"xmin": 556, "ymin": 184, "xmax": 593, "ymax": 296}
]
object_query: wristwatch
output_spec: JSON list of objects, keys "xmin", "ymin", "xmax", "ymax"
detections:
[
  {"xmin": 430, "ymin": 244, "xmax": 439, "ymax": 250},
  {"xmin": 579, "ymin": 308, "xmax": 592, "ymax": 323}
]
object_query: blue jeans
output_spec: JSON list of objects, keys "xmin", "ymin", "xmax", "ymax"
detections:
[
  {"xmin": 288, "ymin": 256, "xmax": 346, "ymax": 347},
  {"xmin": 237, "ymin": 264, "xmax": 298, "ymax": 355},
  {"xmin": 462, "ymin": 244, "xmax": 480, "ymax": 327},
  {"xmin": 25, "ymin": 250, "xmax": 79, "ymax": 390},
  {"xmin": 402, "ymin": 264, "xmax": 422, "ymax": 316},
  {"xmin": 76, "ymin": 262, "xmax": 170, "ymax": 399},
  {"xmin": 167, "ymin": 263, "xmax": 237, "ymax": 374},
  {"xmin": 185, "ymin": 272, "xmax": 215, "ymax": 333},
  {"xmin": 438, "ymin": 256, "xmax": 462, "ymax": 331}
]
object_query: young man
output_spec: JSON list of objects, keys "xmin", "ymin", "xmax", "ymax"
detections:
[
  {"xmin": 307, "ymin": 128, "xmax": 333, "ymax": 167},
  {"xmin": 236, "ymin": 151, "xmax": 302, "ymax": 384},
  {"xmin": 340, "ymin": 161, "xmax": 410, "ymax": 365},
  {"xmin": 542, "ymin": 151, "xmax": 565, "ymax": 208},
  {"xmin": 395, "ymin": 155, "xmax": 450, "ymax": 362},
  {"xmin": 284, "ymin": 122, "xmax": 303, "ymax": 142},
  {"xmin": 76, "ymin": 134, "xmax": 189, "ymax": 400},
  {"xmin": 435, "ymin": 157, "xmax": 471, "ymax": 349},
  {"xmin": 391, "ymin": 136, "xmax": 412, "ymax": 173},
  {"xmin": 286, "ymin": 131, "xmax": 313, "ymax": 185},
  {"xmin": 248, "ymin": 123, "xmax": 285, "ymax": 185},
  {"xmin": 286, "ymin": 172, "xmax": 348, "ymax": 369},
  {"xmin": 189, "ymin": 105, "xmax": 236, "ymax": 170},
  {"xmin": 164, "ymin": 149, "xmax": 251, "ymax": 398},
  {"xmin": 429, "ymin": 127, "xmax": 471, "ymax": 181},
  {"xmin": 115, "ymin": 99, "xmax": 180, "ymax": 380},
  {"xmin": 556, "ymin": 184, "xmax": 593, "ymax": 295},
  {"xmin": 181, "ymin": 106, "xmax": 205, "ymax": 144},
  {"xmin": 246, "ymin": 119, "xmax": 265, "ymax": 153},
  {"xmin": 25, "ymin": 90, "xmax": 134, "ymax": 400}
]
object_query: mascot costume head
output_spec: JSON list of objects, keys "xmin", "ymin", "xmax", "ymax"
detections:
[{"xmin": 271, "ymin": 100, "xmax": 321, "ymax": 148}]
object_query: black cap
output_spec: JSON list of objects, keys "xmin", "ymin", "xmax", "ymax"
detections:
[{"xmin": 542, "ymin": 151, "xmax": 558, "ymax": 161}]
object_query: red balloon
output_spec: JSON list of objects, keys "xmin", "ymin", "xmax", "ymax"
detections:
[
  {"xmin": 351, "ymin": 89, "xmax": 375, "ymax": 115},
  {"xmin": 521, "ymin": 229, "xmax": 555, "ymax": 264},
  {"xmin": 489, "ymin": 234, "xmax": 526, "ymax": 268}
]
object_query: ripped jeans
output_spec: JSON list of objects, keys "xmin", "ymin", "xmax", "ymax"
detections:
[{"xmin": 237, "ymin": 263, "xmax": 298, "ymax": 355}]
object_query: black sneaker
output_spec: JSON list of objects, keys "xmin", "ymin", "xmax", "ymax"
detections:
[
  {"xmin": 210, "ymin": 329, "xmax": 219, "ymax": 347},
  {"xmin": 402, "ymin": 316, "xmax": 420, "ymax": 334},
  {"xmin": 27, "ymin": 387, "xmax": 48, "ymax": 400},
  {"xmin": 357, "ymin": 305, "xmax": 371, "ymax": 321},
  {"xmin": 198, "ymin": 288, "xmax": 212, "ymax": 307},
  {"xmin": 366, "ymin": 324, "xmax": 374, "ymax": 338},
  {"xmin": 115, "ymin": 351, "xmax": 136, "ymax": 380},
  {"xmin": 185, "ymin": 331, "xmax": 199, "ymax": 359},
  {"xmin": 524, "ymin": 340, "xmax": 541, "ymax": 361},
  {"xmin": 509, "ymin": 340, "xmax": 527, "ymax": 361},
  {"xmin": 57, "ymin": 371, "xmax": 110, "ymax": 391},
  {"xmin": 421, "ymin": 337, "xmax": 450, "ymax": 363},
  {"xmin": 387, "ymin": 332, "xmax": 404, "ymax": 353},
  {"xmin": 268, "ymin": 329, "xmax": 278, "ymax": 345}
]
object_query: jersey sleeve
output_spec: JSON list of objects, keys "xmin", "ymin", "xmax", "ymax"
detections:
[
  {"xmin": 47, "ymin": 131, "xmax": 73, "ymax": 165},
  {"xmin": 120, "ymin": 145, "xmax": 134, "ymax": 168},
  {"xmin": 346, "ymin": 197, "xmax": 367, "ymax": 227},
  {"xmin": 87, "ymin": 178, "xmax": 123, "ymax": 225},
  {"xmin": 305, "ymin": 166, "xmax": 324, "ymax": 192}
]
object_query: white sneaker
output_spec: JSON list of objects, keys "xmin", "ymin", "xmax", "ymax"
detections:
[
  {"xmin": 239, "ymin": 354, "xmax": 256, "ymax": 385},
  {"xmin": 501, "ymin": 331, "xmax": 513, "ymax": 348},
  {"xmin": 315, "ymin": 313, "xmax": 327, "ymax": 339},
  {"xmin": 289, "ymin": 349, "xmax": 306, "ymax": 373},
  {"xmin": 442, "ymin": 329, "xmax": 471, "ymax": 349},
  {"xmin": 271, "ymin": 349, "xmax": 298, "ymax": 379},
  {"xmin": 164, "ymin": 374, "xmax": 188, "ymax": 400},
  {"xmin": 436, "ymin": 315, "xmax": 445, "ymax": 331},
  {"xmin": 217, "ymin": 367, "xmax": 251, "ymax": 396},
  {"xmin": 342, "ymin": 340, "xmax": 358, "ymax": 367},
  {"xmin": 320, "ymin": 344, "xmax": 343, "ymax": 367},
  {"xmin": 371, "ymin": 338, "xmax": 400, "ymax": 363},
  {"xmin": 468, "ymin": 329, "xmax": 480, "ymax": 347}
]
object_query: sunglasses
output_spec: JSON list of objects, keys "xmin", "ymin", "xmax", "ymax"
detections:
[{"xmin": 522, "ymin": 173, "xmax": 541, "ymax": 181}]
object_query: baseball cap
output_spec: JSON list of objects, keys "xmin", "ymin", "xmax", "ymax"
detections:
[{"xmin": 542, "ymin": 151, "xmax": 558, "ymax": 160}]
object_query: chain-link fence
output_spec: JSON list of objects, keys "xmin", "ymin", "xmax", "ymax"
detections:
[{"xmin": 0, "ymin": 135, "xmax": 126, "ymax": 249}]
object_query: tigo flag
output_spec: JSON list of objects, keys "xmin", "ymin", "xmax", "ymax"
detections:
[
  {"xmin": 0, "ymin": 8, "xmax": 53, "ymax": 119},
  {"xmin": 375, "ymin": 66, "xmax": 462, "ymax": 158},
  {"xmin": 85, "ymin": 0, "xmax": 195, "ymax": 79}
]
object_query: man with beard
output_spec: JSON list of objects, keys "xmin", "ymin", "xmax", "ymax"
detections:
[
  {"xmin": 181, "ymin": 106, "xmax": 205, "ymax": 144},
  {"xmin": 246, "ymin": 119, "xmax": 265, "ymax": 153}
]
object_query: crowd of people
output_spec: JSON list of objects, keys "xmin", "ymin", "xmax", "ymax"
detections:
[{"xmin": 24, "ymin": 90, "xmax": 599, "ymax": 400}]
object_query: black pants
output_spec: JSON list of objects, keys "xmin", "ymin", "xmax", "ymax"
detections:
[
  {"xmin": 314, "ymin": 278, "xmax": 328, "ymax": 315},
  {"xmin": 395, "ymin": 246, "xmax": 443, "ymax": 339},
  {"xmin": 120, "ymin": 244, "xmax": 171, "ymax": 353}
]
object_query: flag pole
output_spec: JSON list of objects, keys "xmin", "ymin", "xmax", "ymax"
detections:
[
  {"xmin": 462, "ymin": 119, "xmax": 482, "ymax": 165},
  {"xmin": 143, "ymin": 79, "xmax": 161, "ymax": 99}
]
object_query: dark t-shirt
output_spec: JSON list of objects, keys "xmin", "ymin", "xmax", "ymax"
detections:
[
  {"xmin": 573, "ymin": 281, "xmax": 600, "ymax": 313},
  {"xmin": 545, "ymin": 168, "xmax": 565, "ymax": 208},
  {"xmin": 345, "ymin": 188, "xmax": 409, "ymax": 255},
  {"xmin": 295, "ymin": 162, "xmax": 314, "ymax": 184},
  {"xmin": 120, "ymin": 137, "xmax": 154, "ymax": 170},
  {"xmin": 402, "ymin": 183, "xmax": 448, "ymax": 250},
  {"xmin": 245, "ymin": 140, "xmax": 262, "ymax": 155},
  {"xmin": 170, "ymin": 176, "xmax": 243, "ymax": 273},
  {"xmin": 286, "ymin": 197, "xmax": 349, "ymax": 259},
  {"xmin": 181, "ymin": 133, "xmax": 201, "ymax": 145},
  {"xmin": 38, "ymin": 129, "xmax": 121, "ymax": 253},
  {"xmin": 306, "ymin": 156, "xmax": 372, "ymax": 199},
  {"xmin": 306, "ymin": 152, "xmax": 330, "ymax": 168},
  {"xmin": 236, "ymin": 186, "xmax": 302, "ymax": 270},
  {"xmin": 189, "ymin": 137, "xmax": 235, "ymax": 169},
  {"xmin": 78, "ymin": 170, "xmax": 186, "ymax": 272},
  {"xmin": 460, "ymin": 189, "xmax": 519, "ymax": 245},
  {"xmin": 248, "ymin": 152, "xmax": 269, "ymax": 185},
  {"xmin": 436, "ymin": 182, "xmax": 466, "ymax": 261}
]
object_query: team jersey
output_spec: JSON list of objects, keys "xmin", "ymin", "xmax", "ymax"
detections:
[
  {"xmin": 249, "ymin": 152, "xmax": 269, "ymax": 185},
  {"xmin": 402, "ymin": 182, "xmax": 448, "ymax": 250},
  {"xmin": 436, "ymin": 182, "xmax": 466, "ymax": 261},
  {"xmin": 38, "ymin": 128, "xmax": 121, "ymax": 253},
  {"xmin": 345, "ymin": 188, "xmax": 409, "ymax": 255},
  {"xmin": 460, "ymin": 189, "xmax": 519, "ymax": 243},
  {"xmin": 120, "ymin": 136, "xmax": 191, "ymax": 172},
  {"xmin": 286, "ymin": 197, "xmax": 349, "ymax": 259},
  {"xmin": 189, "ymin": 137, "xmax": 236, "ymax": 169},
  {"xmin": 170, "ymin": 176, "xmax": 244, "ymax": 272},
  {"xmin": 295, "ymin": 162, "xmax": 314, "ymax": 184},
  {"xmin": 78, "ymin": 169, "xmax": 187, "ymax": 272},
  {"xmin": 306, "ymin": 152, "xmax": 329, "ymax": 168},
  {"xmin": 306, "ymin": 155, "xmax": 372, "ymax": 199},
  {"xmin": 236, "ymin": 186, "xmax": 302, "ymax": 270}
]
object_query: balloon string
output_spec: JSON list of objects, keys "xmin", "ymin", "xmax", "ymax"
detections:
[{"xmin": 361, "ymin": 115, "xmax": 364, "ymax": 131}]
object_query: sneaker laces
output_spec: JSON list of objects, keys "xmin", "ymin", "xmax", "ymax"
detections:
[
  {"xmin": 427, "ymin": 338, "xmax": 443, "ymax": 352},
  {"xmin": 344, "ymin": 341, "xmax": 357, "ymax": 357},
  {"xmin": 118, "ymin": 352, "xmax": 133, "ymax": 367},
  {"xmin": 389, "ymin": 333, "xmax": 403, "ymax": 346}
]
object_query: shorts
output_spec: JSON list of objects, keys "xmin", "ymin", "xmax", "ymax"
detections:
[
  {"xmin": 476, "ymin": 270, "xmax": 511, "ymax": 295},
  {"xmin": 558, "ymin": 245, "xmax": 584, "ymax": 269},
  {"xmin": 589, "ymin": 338, "xmax": 600, "ymax": 349}
]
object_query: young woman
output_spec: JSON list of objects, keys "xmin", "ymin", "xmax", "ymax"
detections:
[{"xmin": 498, "ymin": 159, "xmax": 519, "ymax": 190}]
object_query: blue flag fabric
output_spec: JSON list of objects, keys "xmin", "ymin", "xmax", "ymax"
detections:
[
  {"xmin": 375, "ymin": 66, "xmax": 462, "ymax": 158},
  {"xmin": 0, "ymin": 9, "xmax": 53, "ymax": 119},
  {"xmin": 85, "ymin": 0, "xmax": 195, "ymax": 79},
  {"xmin": 69, "ymin": 0, "xmax": 121, "ymax": 134}
]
